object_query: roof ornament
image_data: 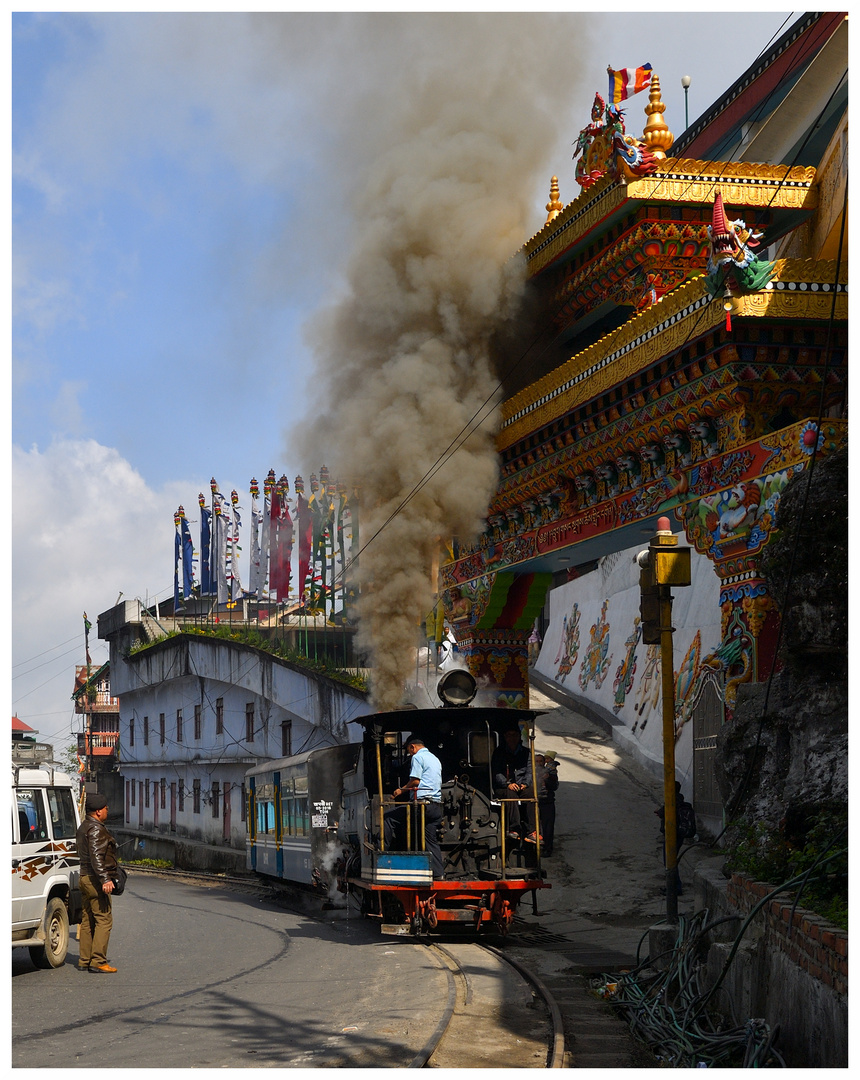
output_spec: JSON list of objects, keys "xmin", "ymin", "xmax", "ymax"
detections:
[
  {"xmin": 641, "ymin": 73, "xmax": 674, "ymax": 159},
  {"xmin": 545, "ymin": 176, "xmax": 563, "ymax": 224},
  {"xmin": 573, "ymin": 89, "xmax": 659, "ymax": 190},
  {"xmin": 703, "ymin": 191, "xmax": 776, "ymax": 330}
]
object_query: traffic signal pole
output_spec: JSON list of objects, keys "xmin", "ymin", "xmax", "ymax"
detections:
[{"xmin": 638, "ymin": 516, "xmax": 691, "ymax": 924}]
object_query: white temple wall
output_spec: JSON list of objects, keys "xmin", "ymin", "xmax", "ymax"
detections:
[{"xmin": 534, "ymin": 534, "xmax": 721, "ymax": 787}]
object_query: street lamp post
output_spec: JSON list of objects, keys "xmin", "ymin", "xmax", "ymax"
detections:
[
  {"xmin": 637, "ymin": 516, "xmax": 691, "ymax": 923},
  {"xmin": 681, "ymin": 75, "xmax": 691, "ymax": 130}
]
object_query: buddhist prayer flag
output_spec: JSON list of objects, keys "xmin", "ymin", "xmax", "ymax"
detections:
[
  {"xmin": 247, "ymin": 478, "xmax": 264, "ymax": 598},
  {"xmin": 295, "ymin": 476, "xmax": 313, "ymax": 604},
  {"xmin": 198, "ymin": 495, "xmax": 212, "ymax": 595},
  {"xmin": 608, "ymin": 63, "xmax": 652, "ymax": 104},
  {"xmin": 181, "ymin": 513, "xmax": 194, "ymax": 600}
]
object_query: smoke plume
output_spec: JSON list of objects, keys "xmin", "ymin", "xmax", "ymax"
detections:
[{"xmin": 293, "ymin": 14, "xmax": 592, "ymax": 709}]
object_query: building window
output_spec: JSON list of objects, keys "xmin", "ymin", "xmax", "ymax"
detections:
[
  {"xmin": 240, "ymin": 783, "xmax": 246, "ymax": 822},
  {"xmin": 129, "ymin": 717, "xmax": 135, "ymax": 747},
  {"xmin": 176, "ymin": 708, "xmax": 183, "ymax": 742},
  {"xmin": 193, "ymin": 780, "xmax": 201, "ymax": 814},
  {"xmin": 178, "ymin": 783, "xmax": 185, "ymax": 812},
  {"xmin": 160, "ymin": 779, "xmax": 167, "ymax": 809},
  {"xmin": 145, "ymin": 780, "xmax": 150, "ymax": 809},
  {"xmin": 131, "ymin": 781, "xmax": 136, "ymax": 807},
  {"xmin": 159, "ymin": 714, "xmax": 165, "ymax": 745},
  {"xmin": 194, "ymin": 704, "xmax": 202, "ymax": 740},
  {"xmin": 143, "ymin": 716, "xmax": 149, "ymax": 746},
  {"xmin": 281, "ymin": 720, "xmax": 292, "ymax": 758},
  {"xmin": 215, "ymin": 698, "xmax": 224, "ymax": 735},
  {"xmin": 212, "ymin": 781, "xmax": 221, "ymax": 818},
  {"xmin": 245, "ymin": 703, "xmax": 255, "ymax": 743}
]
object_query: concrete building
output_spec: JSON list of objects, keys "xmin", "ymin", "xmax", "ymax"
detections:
[{"xmin": 98, "ymin": 600, "xmax": 372, "ymax": 866}]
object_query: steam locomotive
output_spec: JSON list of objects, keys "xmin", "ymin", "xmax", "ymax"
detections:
[{"xmin": 245, "ymin": 670, "xmax": 550, "ymax": 935}]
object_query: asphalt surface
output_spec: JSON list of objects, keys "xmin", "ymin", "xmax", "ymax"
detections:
[
  {"xmin": 500, "ymin": 682, "xmax": 717, "ymax": 1067},
  {"xmin": 512, "ymin": 682, "xmax": 712, "ymax": 970},
  {"xmin": 11, "ymin": 875, "xmax": 453, "ymax": 1069}
]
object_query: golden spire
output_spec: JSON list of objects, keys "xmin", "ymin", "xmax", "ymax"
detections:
[
  {"xmin": 641, "ymin": 73, "xmax": 674, "ymax": 159},
  {"xmin": 545, "ymin": 175, "xmax": 563, "ymax": 224}
]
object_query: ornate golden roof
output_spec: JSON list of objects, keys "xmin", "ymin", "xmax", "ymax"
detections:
[
  {"xmin": 498, "ymin": 257, "xmax": 846, "ymax": 451},
  {"xmin": 522, "ymin": 160, "xmax": 818, "ymax": 277}
]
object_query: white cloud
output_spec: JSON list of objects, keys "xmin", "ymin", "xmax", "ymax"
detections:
[{"xmin": 11, "ymin": 438, "xmax": 191, "ymax": 747}]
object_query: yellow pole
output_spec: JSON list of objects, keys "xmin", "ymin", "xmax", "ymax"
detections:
[
  {"xmin": 660, "ymin": 586, "xmax": 679, "ymax": 924},
  {"xmin": 375, "ymin": 740, "xmax": 385, "ymax": 851},
  {"xmin": 528, "ymin": 722, "xmax": 541, "ymax": 860}
]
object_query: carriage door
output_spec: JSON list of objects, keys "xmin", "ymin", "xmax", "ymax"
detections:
[
  {"xmin": 274, "ymin": 772, "xmax": 283, "ymax": 879},
  {"xmin": 692, "ymin": 675, "xmax": 725, "ymax": 837},
  {"xmin": 248, "ymin": 776, "xmax": 257, "ymax": 871}
]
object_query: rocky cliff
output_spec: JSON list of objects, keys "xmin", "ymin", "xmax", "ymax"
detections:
[{"xmin": 716, "ymin": 446, "xmax": 847, "ymax": 835}]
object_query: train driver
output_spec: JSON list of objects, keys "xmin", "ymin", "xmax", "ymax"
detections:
[{"xmin": 383, "ymin": 736, "xmax": 445, "ymax": 879}]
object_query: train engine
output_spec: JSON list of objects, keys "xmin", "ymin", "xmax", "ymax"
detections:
[{"xmin": 338, "ymin": 671, "xmax": 550, "ymax": 936}]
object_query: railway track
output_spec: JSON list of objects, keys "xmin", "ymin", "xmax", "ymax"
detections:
[
  {"xmin": 421, "ymin": 940, "xmax": 566, "ymax": 1068},
  {"xmin": 123, "ymin": 865, "xmax": 566, "ymax": 1067}
]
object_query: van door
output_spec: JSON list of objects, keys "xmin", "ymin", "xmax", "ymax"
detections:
[{"xmin": 12, "ymin": 787, "xmax": 51, "ymax": 930}]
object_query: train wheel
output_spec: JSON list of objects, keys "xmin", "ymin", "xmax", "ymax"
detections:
[{"xmin": 492, "ymin": 897, "xmax": 514, "ymax": 937}]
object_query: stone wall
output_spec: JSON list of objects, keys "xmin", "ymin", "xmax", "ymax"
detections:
[{"xmin": 694, "ymin": 860, "xmax": 847, "ymax": 1067}]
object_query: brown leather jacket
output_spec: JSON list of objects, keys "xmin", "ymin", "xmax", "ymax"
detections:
[{"xmin": 76, "ymin": 815, "xmax": 118, "ymax": 886}]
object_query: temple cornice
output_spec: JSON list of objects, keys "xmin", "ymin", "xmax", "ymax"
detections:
[
  {"xmin": 498, "ymin": 258, "xmax": 846, "ymax": 451},
  {"xmin": 522, "ymin": 160, "xmax": 818, "ymax": 277}
]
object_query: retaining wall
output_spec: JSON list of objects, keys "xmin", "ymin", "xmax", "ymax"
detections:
[{"xmin": 694, "ymin": 861, "xmax": 847, "ymax": 1067}]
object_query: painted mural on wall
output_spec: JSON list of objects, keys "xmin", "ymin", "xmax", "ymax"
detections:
[
  {"xmin": 553, "ymin": 602, "xmax": 581, "ymax": 682},
  {"xmin": 535, "ymin": 537, "xmax": 721, "ymax": 782}
]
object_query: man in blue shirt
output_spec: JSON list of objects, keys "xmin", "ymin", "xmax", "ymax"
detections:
[{"xmin": 384, "ymin": 736, "xmax": 444, "ymax": 878}]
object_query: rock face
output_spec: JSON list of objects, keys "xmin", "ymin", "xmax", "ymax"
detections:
[{"xmin": 715, "ymin": 447, "xmax": 847, "ymax": 831}]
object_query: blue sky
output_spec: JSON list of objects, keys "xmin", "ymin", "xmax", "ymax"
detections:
[{"xmin": 11, "ymin": 8, "xmax": 793, "ymax": 748}]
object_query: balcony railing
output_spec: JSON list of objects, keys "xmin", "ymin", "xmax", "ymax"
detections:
[{"xmin": 77, "ymin": 732, "xmax": 119, "ymax": 755}]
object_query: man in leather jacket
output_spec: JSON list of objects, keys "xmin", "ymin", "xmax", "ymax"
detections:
[{"xmin": 76, "ymin": 793, "xmax": 118, "ymax": 973}]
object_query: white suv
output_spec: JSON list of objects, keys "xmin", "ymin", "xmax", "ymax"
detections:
[{"xmin": 12, "ymin": 744, "xmax": 83, "ymax": 968}]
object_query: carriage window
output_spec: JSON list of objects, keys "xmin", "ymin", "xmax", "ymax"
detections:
[
  {"xmin": 257, "ymin": 799, "xmax": 275, "ymax": 836},
  {"xmin": 469, "ymin": 732, "xmax": 496, "ymax": 766},
  {"xmin": 293, "ymin": 795, "xmax": 309, "ymax": 837},
  {"xmin": 256, "ymin": 782, "xmax": 275, "ymax": 836},
  {"xmin": 16, "ymin": 790, "xmax": 49, "ymax": 844},
  {"xmin": 46, "ymin": 787, "xmax": 77, "ymax": 840}
]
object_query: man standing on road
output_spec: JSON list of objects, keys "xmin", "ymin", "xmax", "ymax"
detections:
[
  {"xmin": 384, "ymin": 736, "xmax": 444, "ymax": 879},
  {"xmin": 76, "ymin": 794, "xmax": 118, "ymax": 973}
]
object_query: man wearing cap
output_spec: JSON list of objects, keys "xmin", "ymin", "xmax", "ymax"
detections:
[
  {"xmin": 384, "ymin": 736, "xmax": 445, "ymax": 879},
  {"xmin": 535, "ymin": 753, "xmax": 559, "ymax": 856},
  {"xmin": 76, "ymin": 794, "xmax": 118, "ymax": 973}
]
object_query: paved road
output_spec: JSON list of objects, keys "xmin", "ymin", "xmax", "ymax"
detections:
[{"xmin": 12, "ymin": 875, "xmax": 451, "ymax": 1068}]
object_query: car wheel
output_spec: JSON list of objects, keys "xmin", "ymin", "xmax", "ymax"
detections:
[{"xmin": 29, "ymin": 897, "xmax": 69, "ymax": 969}]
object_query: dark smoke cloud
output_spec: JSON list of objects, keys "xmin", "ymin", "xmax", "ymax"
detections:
[{"xmin": 289, "ymin": 13, "xmax": 594, "ymax": 708}]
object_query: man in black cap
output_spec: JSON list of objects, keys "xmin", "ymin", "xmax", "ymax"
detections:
[{"xmin": 76, "ymin": 793, "xmax": 119, "ymax": 972}]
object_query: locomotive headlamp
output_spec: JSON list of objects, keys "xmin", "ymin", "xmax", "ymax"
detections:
[{"xmin": 437, "ymin": 668, "xmax": 477, "ymax": 708}]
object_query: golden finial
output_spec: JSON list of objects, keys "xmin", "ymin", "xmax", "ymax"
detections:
[
  {"xmin": 641, "ymin": 73, "xmax": 674, "ymax": 159},
  {"xmin": 545, "ymin": 176, "xmax": 563, "ymax": 224}
]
